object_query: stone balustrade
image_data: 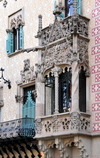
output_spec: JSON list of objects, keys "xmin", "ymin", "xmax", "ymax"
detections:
[{"xmin": 35, "ymin": 112, "xmax": 91, "ymax": 138}]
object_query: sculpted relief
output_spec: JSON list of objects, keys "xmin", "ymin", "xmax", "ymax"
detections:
[{"xmin": 41, "ymin": 39, "xmax": 72, "ymax": 73}]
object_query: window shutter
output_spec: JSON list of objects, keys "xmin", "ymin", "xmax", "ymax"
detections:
[
  {"xmin": 77, "ymin": 0, "xmax": 82, "ymax": 14},
  {"xmin": 6, "ymin": 32, "xmax": 13, "ymax": 54},
  {"xmin": 20, "ymin": 25, "xmax": 24, "ymax": 49},
  {"xmin": 22, "ymin": 91, "xmax": 35, "ymax": 119}
]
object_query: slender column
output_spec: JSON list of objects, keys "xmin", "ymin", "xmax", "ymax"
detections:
[
  {"xmin": 55, "ymin": 72, "xmax": 59, "ymax": 114},
  {"xmin": 51, "ymin": 66, "xmax": 62, "ymax": 114},
  {"xmin": 72, "ymin": 34, "xmax": 79, "ymax": 112},
  {"xmin": 72, "ymin": 61, "xmax": 79, "ymax": 112},
  {"xmin": 17, "ymin": 28, "xmax": 19, "ymax": 50}
]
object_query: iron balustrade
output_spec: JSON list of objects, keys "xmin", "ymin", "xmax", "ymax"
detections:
[{"xmin": 0, "ymin": 118, "xmax": 35, "ymax": 139}]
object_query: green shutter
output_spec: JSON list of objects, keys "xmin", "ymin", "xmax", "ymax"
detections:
[
  {"xmin": 20, "ymin": 25, "xmax": 24, "ymax": 49},
  {"xmin": 77, "ymin": 0, "xmax": 82, "ymax": 14},
  {"xmin": 22, "ymin": 91, "xmax": 35, "ymax": 119},
  {"xmin": 6, "ymin": 32, "xmax": 13, "ymax": 54}
]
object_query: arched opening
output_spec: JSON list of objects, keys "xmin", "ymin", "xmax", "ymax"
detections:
[{"xmin": 59, "ymin": 67, "xmax": 72, "ymax": 113}]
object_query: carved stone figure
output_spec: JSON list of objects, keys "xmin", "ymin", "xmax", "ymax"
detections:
[
  {"xmin": 71, "ymin": 112, "xmax": 80, "ymax": 130},
  {"xmin": 35, "ymin": 118, "xmax": 42, "ymax": 134},
  {"xmin": 20, "ymin": 59, "xmax": 36, "ymax": 84}
]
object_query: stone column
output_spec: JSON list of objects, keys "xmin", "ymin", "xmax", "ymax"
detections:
[
  {"xmin": 72, "ymin": 61, "xmax": 79, "ymax": 112},
  {"xmin": 51, "ymin": 66, "xmax": 62, "ymax": 114},
  {"xmin": 72, "ymin": 35, "xmax": 79, "ymax": 112}
]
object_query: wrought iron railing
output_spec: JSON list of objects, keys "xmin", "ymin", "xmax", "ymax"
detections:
[{"xmin": 0, "ymin": 118, "xmax": 35, "ymax": 139}]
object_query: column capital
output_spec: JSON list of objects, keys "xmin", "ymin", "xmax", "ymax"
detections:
[{"xmin": 51, "ymin": 66, "xmax": 62, "ymax": 77}]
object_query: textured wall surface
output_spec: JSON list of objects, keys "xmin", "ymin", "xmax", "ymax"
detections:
[{"xmin": 0, "ymin": 0, "xmax": 54, "ymax": 121}]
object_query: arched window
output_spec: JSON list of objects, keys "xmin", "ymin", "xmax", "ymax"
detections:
[
  {"xmin": 45, "ymin": 73, "xmax": 55, "ymax": 115},
  {"xmin": 59, "ymin": 68, "xmax": 72, "ymax": 113}
]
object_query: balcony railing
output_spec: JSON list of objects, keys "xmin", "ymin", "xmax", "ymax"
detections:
[
  {"xmin": 0, "ymin": 118, "xmax": 35, "ymax": 139},
  {"xmin": 35, "ymin": 112, "xmax": 91, "ymax": 138}
]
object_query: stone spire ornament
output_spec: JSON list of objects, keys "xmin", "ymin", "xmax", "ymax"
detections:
[{"xmin": 73, "ymin": 0, "xmax": 77, "ymax": 14}]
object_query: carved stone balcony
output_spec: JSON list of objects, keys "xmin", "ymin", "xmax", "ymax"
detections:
[
  {"xmin": 40, "ymin": 14, "xmax": 89, "ymax": 46},
  {"xmin": 35, "ymin": 112, "xmax": 91, "ymax": 139},
  {"xmin": 0, "ymin": 118, "xmax": 35, "ymax": 140}
]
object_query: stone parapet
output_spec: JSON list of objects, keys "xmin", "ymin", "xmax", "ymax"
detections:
[{"xmin": 35, "ymin": 112, "xmax": 91, "ymax": 138}]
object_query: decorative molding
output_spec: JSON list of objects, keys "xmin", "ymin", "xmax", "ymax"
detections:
[
  {"xmin": 15, "ymin": 95, "xmax": 23, "ymax": 103},
  {"xmin": 38, "ymin": 138, "xmax": 89, "ymax": 158},
  {"xmin": 74, "ymin": 139, "xmax": 89, "ymax": 158}
]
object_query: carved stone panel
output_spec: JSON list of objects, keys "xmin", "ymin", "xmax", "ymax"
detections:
[
  {"xmin": 20, "ymin": 59, "xmax": 36, "ymax": 84},
  {"xmin": 42, "ymin": 39, "xmax": 72, "ymax": 73}
]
